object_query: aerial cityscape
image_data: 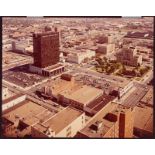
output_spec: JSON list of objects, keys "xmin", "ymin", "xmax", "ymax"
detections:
[{"xmin": 2, "ymin": 17, "xmax": 153, "ymax": 138}]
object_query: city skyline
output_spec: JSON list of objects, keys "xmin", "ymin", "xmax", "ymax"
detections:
[{"xmin": 2, "ymin": 17, "xmax": 154, "ymax": 138}]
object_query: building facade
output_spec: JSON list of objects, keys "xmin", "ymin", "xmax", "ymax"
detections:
[
  {"xmin": 31, "ymin": 107, "xmax": 85, "ymax": 138},
  {"xmin": 33, "ymin": 30, "xmax": 60, "ymax": 68},
  {"xmin": 116, "ymin": 47, "xmax": 142, "ymax": 67},
  {"xmin": 66, "ymin": 50, "xmax": 95, "ymax": 64},
  {"xmin": 30, "ymin": 28, "xmax": 65, "ymax": 77}
]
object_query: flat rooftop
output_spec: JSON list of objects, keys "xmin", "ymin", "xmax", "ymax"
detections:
[
  {"xmin": 3, "ymin": 64, "xmax": 46, "ymax": 88},
  {"xmin": 134, "ymin": 104, "xmax": 153, "ymax": 133},
  {"xmin": 3, "ymin": 93, "xmax": 24, "ymax": 105},
  {"xmin": 33, "ymin": 31, "xmax": 58, "ymax": 37},
  {"xmin": 48, "ymin": 78, "xmax": 82, "ymax": 97},
  {"xmin": 79, "ymin": 102, "xmax": 118, "ymax": 137},
  {"xmin": 34, "ymin": 107, "xmax": 84, "ymax": 134},
  {"xmin": 2, "ymin": 86, "xmax": 16, "ymax": 101},
  {"xmin": 74, "ymin": 73, "xmax": 131, "ymax": 93},
  {"xmin": 81, "ymin": 118, "xmax": 117, "ymax": 138},
  {"xmin": 44, "ymin": 63, "xmax": 64, "ymax": 72},
  {"xmin": 60, "ymin": 85, "xmax": 103, "ymax": 105},
  {"xmin": 86, "ymin": 94, "xmax": 116, "ymax": 114},
  {"xmin": 140, "ymin": 87, "xmax": 153, "ymax": 105},
  {"xmin": 3, "ymin": 51, "xmax": 31, "ymax": 67},
  {"xmin": 3, "ymin": 99, "xmax": 56, "ymax": 126}
]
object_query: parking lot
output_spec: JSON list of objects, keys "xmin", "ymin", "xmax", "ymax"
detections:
[
  {"xmin": 74, "ymin": 73, "xmax": 117, "ymax": 94},
  {"xmin": 3, "ymin": 64, "xmax": 47, "ymax": 88}
]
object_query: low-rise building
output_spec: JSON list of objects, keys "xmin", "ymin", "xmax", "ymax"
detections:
[
  {"xmin": 76, "ymin": 103, "xmax": 134, "ymax": 138},
  {"xmin": 31, "ymin": 106, "xmax": 85, "ymax": 138},
  {"xmin": 3, "ymin": 93, "xmax": 26, "ymax": 112},
  {"xmin": 58, "ymin": 85, "xmax": 103, "ymax": 110},
  {"xmin": 66, "ymin": 50, "xmax": 95, "ymax": 64},
  {"xmin": 29, "ymin": 63, "xmax": 65, "ymax": 77},
  {"xmin": 140, "ymin": 87, "xmax": 153, "ymax": 107},
  {"xmin": 2, "ymin": 98, "xmax": 56, "ymax": 137},
  {"xmin": 42, "ymin": 75, "xmax": 104, "ymax": 111},
  {"xmin": 96, "ymin": 43, "xmax": 115, "ymax": 55},
  {"xmin": 134, "ymin": 103, "xmax": 153, "ymax": 138},
  {"xmin": 2, "ymin": 86, "xmax": 26, "ymax": 112},
  {"xmin": 97, "ymin": 34, "xmax": 115, "ymax": 44}
]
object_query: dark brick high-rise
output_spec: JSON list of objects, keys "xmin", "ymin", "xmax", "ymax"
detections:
[{"xmin": 33, "ymin": 30, "xmax": 60, "ymax": 68}]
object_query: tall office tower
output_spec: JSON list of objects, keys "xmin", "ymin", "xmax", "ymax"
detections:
[
  {"xmin": 119, "ymin": 107, "xmax": 134, "ymax": 138},
  {"xmin": 33, "ymin": 29, "xmax": 60, "ymax": 68}
]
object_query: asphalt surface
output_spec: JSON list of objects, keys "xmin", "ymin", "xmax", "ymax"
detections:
[{"xmin": 121, "ymin": 84, "xmax": 149, "ymax": 107}]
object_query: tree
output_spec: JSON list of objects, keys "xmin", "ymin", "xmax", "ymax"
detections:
[
  {"xmin": 103, "ymin": 57, "xmax": 108, "ymax": 63},
  {"xmin": 96, "ymin": 58, "xmax": 104, "ymax": 66}
]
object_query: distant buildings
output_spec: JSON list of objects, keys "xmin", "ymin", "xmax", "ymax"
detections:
[
  {"xmin": 125, "ymin": 31, "xmax": 153, "ymax": 40},
  {"xmin": 97, "ymin": 34, "xmax": 115, "ymax": 44},
  {"xmin": 96, "ymin": 34, "xmax": 115, "ymax": 55},
  {"xmin": 96, "ymin": 43, "xmax": 115, "ymax": 55},
  {"xmin": 116, "ymin": 47, "xmax": 142, "ymax": 67},
  {"xmin": 66, "ymin": 50, "xmax": 95, "ymax": 64},
  {"xmin": 2, "ymin": 17, "xmax": 153, "ymax": 138},
  {"xmin": 11, "ymin": 39, "xmax": 32, "ymax": 55}
]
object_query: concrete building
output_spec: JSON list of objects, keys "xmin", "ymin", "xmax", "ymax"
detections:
[
  {"xmin": 33, "ymin": 30, "xmax": 59, "ymax": 68},
  {"xmin": 118, "ymin": 105, "xmax": 135, "ymax": 138},
  {"xmin": 118, "ymin": 81, "xmax": 134, "ymax": 98},
  {"xmin": 140, "ymin": 87, "xmax": 153, "ymax": 107},
  {"xmin": 96, "ymin": 43, "xmax": 115, "ymax": 55},
  {"xmin": 116, "ymin": 47, "xmax": 142, "ymax": 67},
  {"xmin": 83, "ymin": 94, "xmax": 116, "ymax": 116},
  {"xmin": 29, "ymin": 27, "xmax": 65, "ymax": 77},
  {"xmin": 2, "ymin": 86, "xmax": 27, "ymax": 112},
  {"xmin": 3, "ymin": 93, "xmax": 26, "ymax": 112},
  {"xmin": 76, "ymin": 103, "xmax": 134, "ymax": 138},
  {"xmin": 66, "ymin": 50, "xmax": 95, "ymax": 64},
  {"xmin": 42, "ymin": 74, "xmax": 105, "ymax": 111},
  {"xmin": 12, "ymin": 39, "xmax": 30, "ymax": 53},
  {"xmin": 125, "ymin": 31, "xmax": 153, "ymax": 40},
  {"xmin": 97, "ymin": 34, "xmax": 115, "ymax": 44},
  {"xmin": 42, "ymin": 74, "xmax": 78, "ymax": 99},
  {"xmin": 58, "ymin": 85, "xmax": 103, "ymax": 110},
  {"xmin": 134, "ymin": 103, "xmax": 153, "ymax": 138},
  {"xmin": 31, "ymin": 107, "xmax": 85, "ymax": 138},
  {"xmin": 2, "ymin": 98, "xmax": 56, "ymax": 137}
]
